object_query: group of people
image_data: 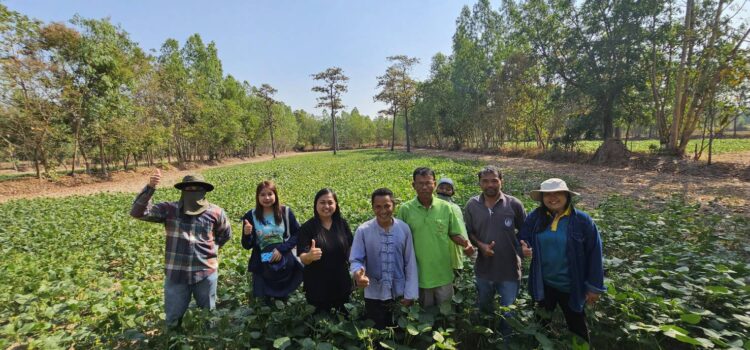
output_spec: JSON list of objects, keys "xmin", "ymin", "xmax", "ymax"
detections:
[{"xmin": 130, "ymin": 165, "xmax": 605, "ymax": 342}]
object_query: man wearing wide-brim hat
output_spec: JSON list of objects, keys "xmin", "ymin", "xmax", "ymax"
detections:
[{"xmin": 130, "ymin": 169, "xmax": 232, "ymax": 329}]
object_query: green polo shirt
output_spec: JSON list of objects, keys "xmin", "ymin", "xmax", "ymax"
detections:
[{"xmin": 397, "ymin": 196, "xmax": 467, "ymax": 288}]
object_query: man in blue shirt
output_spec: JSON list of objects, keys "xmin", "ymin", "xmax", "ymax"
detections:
[{"xmin": 350, "ymin": 188, "xmax": 418, "ymax": 329}]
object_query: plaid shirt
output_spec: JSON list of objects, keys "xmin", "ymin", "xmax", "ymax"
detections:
[{"xmin": 130, "ymin": 186, "xmax": 232, "ymax": 284}]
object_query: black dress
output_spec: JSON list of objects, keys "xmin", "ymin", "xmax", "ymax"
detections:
[{"xmin": 296, "ymin": 217, "xmax": 353, "ymax": 312}]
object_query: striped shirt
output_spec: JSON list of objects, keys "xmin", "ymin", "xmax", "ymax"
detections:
[{"xmin": 130, "ymin": 186, "xmax": 232, "ymax": 284}]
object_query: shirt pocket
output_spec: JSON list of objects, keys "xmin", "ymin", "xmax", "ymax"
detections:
[
  {"xmin": 194, "ymin": 217, "xmax": 215, "ymax": 242},
  {"xmin": 433, "ymin": 218, "xmax": 449, "ymax": 237}
]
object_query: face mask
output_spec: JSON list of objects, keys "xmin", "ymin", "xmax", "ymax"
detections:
[{"xmin": 180, "ymin": 190, "xmax": 209, "ymax": 215}]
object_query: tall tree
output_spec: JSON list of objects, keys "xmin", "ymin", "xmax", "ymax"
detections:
[
  {"xmin": 519, "ymin": 0, "xmax": 653, "ymax": 142},
  {"xmin": 311, "ymin": 67, "xmax": 348, "ymax": 155},
  {"xmin": 375, "ymin": 55, "xmax": 420, "ymax": 152},
  {"xmin": 254, "ymin": 83, "xmax": 278, "ymax": 159}
]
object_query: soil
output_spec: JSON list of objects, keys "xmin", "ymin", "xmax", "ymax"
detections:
[
  {"xmin": 414, "ymin": 149, "xmax": 750, "ymax": 217},
  {"xmin": 1, "ymin": 149, "xmax": 748, "ymax": 218},
  {"xmin": 0, "ymin": 152, "xmax": 316, "ymax": 203}
]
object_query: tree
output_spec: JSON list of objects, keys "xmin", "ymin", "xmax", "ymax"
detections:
[
  {"xmin": 519, "ymin": 0, "xmax": 653, "ymax": 142},
  {"xmin": 375, "ymin": 56, "xmax": 420, "ymax": 152},
  {"xmin": 254, "ymin": 84, "xmax": 278, "ymax": 158},
  {"xmin": 311, "ymin": 67, "xmax": 348, "ymax": 155}
]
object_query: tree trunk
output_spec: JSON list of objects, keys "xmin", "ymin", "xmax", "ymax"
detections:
[
  {"xmin": 404, "ymin": 108, "xmax": 411, "ymax": 153},
  {"xmin": 390, "ymin": 113, "xmax": 396, "ymax": 152},
  {"xmin": 332, "ymin": 110, "xmax": 338, "ymax": 155},
  {"xmin": 269, "ymin": 111, "xmax": 277, "ymax": 159},
  {"xmin": 669, "ymin": 0, "xmax": 694, "ymax": 152},
  {"xmin": 70, "ymin": 116, "xmax": 81, "ymax": 176},
  {"xmin": 99, "ymin": 136, "xmax": 108, "ymax": 176}
]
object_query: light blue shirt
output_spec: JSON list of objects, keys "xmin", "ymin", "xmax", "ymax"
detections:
[
  {"xmin": 538, "ymin": 216, "xmax": 571, "ymax": 292},
  {"xmin": 349, "ymin": 218, "xmax": 419, "ymax": 301}
]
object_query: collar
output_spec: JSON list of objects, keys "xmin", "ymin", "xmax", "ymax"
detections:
[
  {"xmin": 479, "ymin": 192, "xmax": 505, "ymax": 207},
  {"xmin": 547, "ymin": 206, "xmax": 572, "ymax": 231}
]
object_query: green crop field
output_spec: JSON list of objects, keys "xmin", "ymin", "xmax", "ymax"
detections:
[{"xmin": 0, "ymin": 150, "xmax": 747, "ymax": 349}]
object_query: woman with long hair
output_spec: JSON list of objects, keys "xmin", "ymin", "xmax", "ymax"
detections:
[
  {"xmin": 241, "ymin": 180, "xmax": 303, "ymax": 304},
  {"xmin": 297, "ymin": 188, "xmax": 353, "ymax": 314},
  {"xmin": 518, "ymin": 178, "xmax": 605, "ymax": 343}
]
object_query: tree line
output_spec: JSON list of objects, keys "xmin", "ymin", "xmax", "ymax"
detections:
[
  {"xmin": 0, "ymin": 5, "xmax": 393, "ymax": 178},
  {"xmin": 2, "ymin": 0, "xmax": 749, "ymax": 178},
  {"xmin": 406, "ymin": 0, "xmax": 748, "ymax": 157}
]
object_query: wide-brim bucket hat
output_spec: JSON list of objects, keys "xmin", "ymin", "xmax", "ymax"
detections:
[
  {"xmin": 529, "ymin": 178, "xmax": 579, "ymax": 202},
  {"xmin": 174, "ymin": 174, "xmax": 214, "ymax": 192}
]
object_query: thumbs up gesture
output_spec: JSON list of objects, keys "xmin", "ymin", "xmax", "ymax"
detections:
[
  {"xmin": 520, "ymin": 240, "xmax": 533, "ymax": 258},
  {"xmin": 148, "ymin": 168, "xmax": 161, "ymax": 188},
  {"xmin": 242, "ymin": 219, "xmax": 253, "ymax": 236},
  {"xmin": 302, "ymin": 239, "xmax": 323, "ymax": 265},
  {"xmin": 479, "ymin": 240, "xmax": 495, "ymax": 257},
  {"xmin": 353, "ymin": 267, "xmax": 369, "ymax": 288}
]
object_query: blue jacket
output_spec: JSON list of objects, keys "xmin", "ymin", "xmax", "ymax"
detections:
[{"xmin": 518, "ymin": 207, "xmax": 606, "ymax": 313}]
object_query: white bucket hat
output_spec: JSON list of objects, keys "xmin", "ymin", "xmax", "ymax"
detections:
[{"xmin": 529, "ymin": 178, "xmax": 580, "ymax": 201}]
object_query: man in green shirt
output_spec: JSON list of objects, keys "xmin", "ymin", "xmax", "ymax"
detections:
[{"xmin": 397, "ymin": 167, "xmax": 475, "ymax": 307}]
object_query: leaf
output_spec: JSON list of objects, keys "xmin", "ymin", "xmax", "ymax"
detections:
[
  {"xmin": 432, "ymin": 331, "xmax": 445, "ymax": 343},
  {"xmin": 273, "ymin": 336, "xmax": 291, "ymax": 349},
  {"xmin": 680, "ymin": 313, "xmax": 702, "ymax": 324}
]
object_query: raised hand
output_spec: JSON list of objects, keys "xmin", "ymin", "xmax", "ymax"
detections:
[
  {"xmin": 302, "ymin": 239, "xmax": 323, "ymax": 265},
  {"xmin": 520, "ymin": 240, "xmax": 533, "ymax": 258},
  {"xmin": 353, "ymin": 267, "xmax": 369, "ymax": 288},
  {"xmin": 148, "ymin": 168, "xmax": 161, "ymax": 188},
  {"xmin": 242, "ymin": 219, "xmax": 254, "ymax": 236}
]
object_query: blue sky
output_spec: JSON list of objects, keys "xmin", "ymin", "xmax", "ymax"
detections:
[{"xmin": 5, "ymin": 0, "xmax": 481, "ymax": 117}]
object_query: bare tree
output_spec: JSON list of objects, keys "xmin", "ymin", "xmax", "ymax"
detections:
[{"xmin": 255, "ymin": 84, "xmax": 278, "ymax": 159}]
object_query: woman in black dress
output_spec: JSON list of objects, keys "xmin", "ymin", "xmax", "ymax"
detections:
[{"xmin": 297, "ymin": 188, "xmax": 353, "ymax": 314}]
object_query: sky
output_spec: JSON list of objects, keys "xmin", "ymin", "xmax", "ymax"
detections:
[{"xmin": 4, "ymin": 0, "xmax": 481, "ymax": 118}]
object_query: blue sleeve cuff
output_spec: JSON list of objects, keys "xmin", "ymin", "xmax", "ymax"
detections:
[{"xmin": 585, "ymin": 281, "xmax": 606, "ymax": 294}]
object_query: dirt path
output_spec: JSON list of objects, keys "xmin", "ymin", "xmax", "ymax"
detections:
[
  {"xmin": 2, "ymin": 149, "xmax": 748, "ymax": 217},
  {"xmin": 0, "ymin": 152, "xmax": 317, "ymax": 203},
  {"xmin": 415, "ymin": 149, "xmax": 750, "ymax": 217}
]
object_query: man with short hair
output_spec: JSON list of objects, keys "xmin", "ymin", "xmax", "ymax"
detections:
[
  {"xmin": 130, "ymin": 169, "xmax": 232, "ymax": 328},
  {"xmin": 397, "ymin": 167, "xmax": 475, "ymax": 307},
  {"xmin": 436, "ymin": 177, "xmax": 467, "ymax": 272},
  {"xmin": 464, "ymin": 166, "xmax": 526, "ymax": 317},
  {"xmin": 350, "ymin": 188, "xmax": 418, "ymax": 329}
]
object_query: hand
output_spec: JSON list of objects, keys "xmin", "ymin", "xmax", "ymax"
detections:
[
  {"xmin": 242, "ymin": 219, "xmax": 254, "ymax": 236},
  {"xmin": 585, "ymin": 291, "xmax": 600, "ymax": 305},
  {"xmin": 148, "ymin": 169, "xmax": 161, "ymax": 188},
  {"xmin": 520, "ymin": 240, "xmax": 533, "ymax": 258},
  {"xmin": 479, "ymin": 241, "xmax": 495, "ymax": 257},
  {"xmin": 400, "ymin": 298, "xmax": 414, "ymax": 307},
  {"xmin": 353, "ymin": 267, "xmax": 369, "ymax": 288},
  {"xmin": 463, "ymin": 241, "xmax": 475, "ymax": 256},
  {"xmin": 270, "ymin": 248, "xmax": 282, "ymax": 263},
  {"xmin": 302, "ymin": 239, "xmax": 323, "ymax": 265}
]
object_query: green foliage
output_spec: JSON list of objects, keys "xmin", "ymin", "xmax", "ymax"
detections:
[{"xmin": 0, "ymin": 150, "xmax": 747, "ymax": 349}]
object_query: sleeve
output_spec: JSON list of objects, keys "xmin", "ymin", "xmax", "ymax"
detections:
[
  {"xmin": 349, "ymin": 225, "xmax": 367, "ymax": 275},
  {"xmin": 583, "ymin": 214, "xmax": 606, "ymax": 294},
  {"xmin": 214, "ymin": 209, "xmax": 232, "ymax": 247},
  {"xmin": 278, "ymin": 208, "xmax": 301, "ymax": 253},
  {"xmin": 448, "ymin": 204, "xmax": 465, "ymax": 237},
  {"xmin": 463, "ymin": 201, "xmax": 475, "ymax": 238},
  {"xmin": 130, "ymin": 186, "xmax": 169, "ymax": 223},
  {"xmin": 514, "ymin": 199, "xmax": 528, "ymax": 232},
  {"xmin": 240, "ymin": 211, "xmax": 255, "ymax": 250},
  {"xmin": 296, "ymin": 221, "xmax": 312, "ymax": 257},
  {"xmin": 402, "ymin": 223, "xmax": 419, "ymax": 300},
  {"xmin": 518, "ymin": 209, "xmax": 536, "ymax": 245}
]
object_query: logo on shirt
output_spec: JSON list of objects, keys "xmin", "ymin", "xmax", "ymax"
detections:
[{"xmin": 505, "ymin": 218, "xmax": 513, "ymax": 228}]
